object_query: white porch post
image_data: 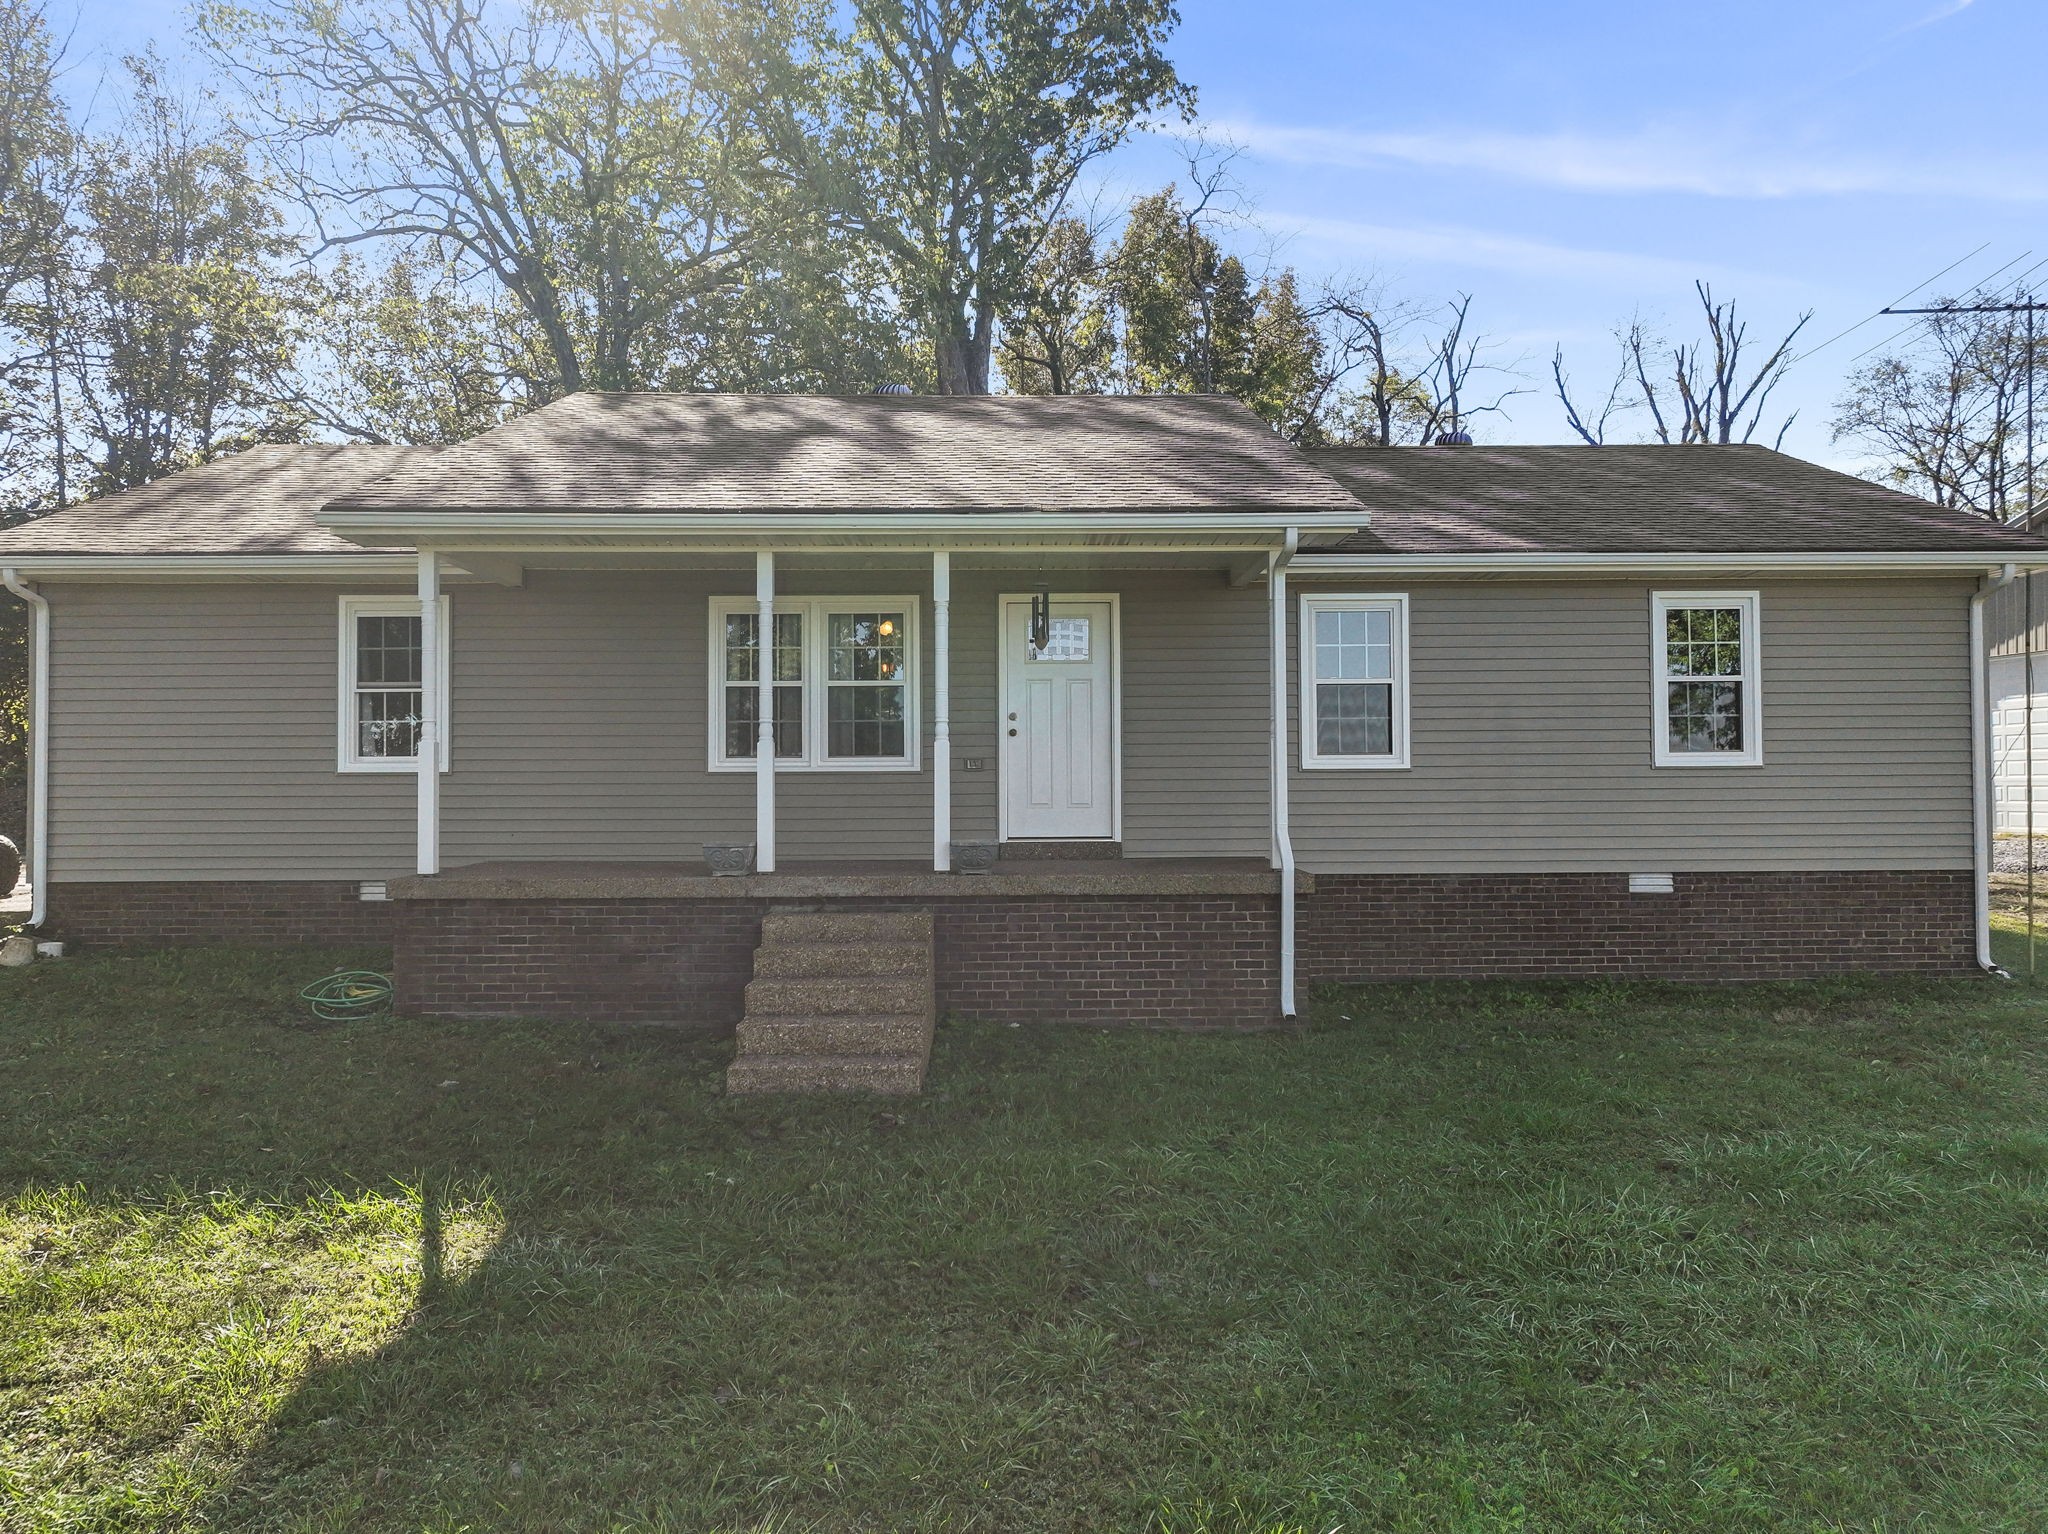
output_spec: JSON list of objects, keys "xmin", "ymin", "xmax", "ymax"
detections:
[
  {"xmin": 416, "ymin": 549, "xmax": 441, "ymax": 876},
  {"xmin": 755, "ymin": 551, "xmax": 776, "ymax": 872},
  {"xmin": 933, "ymin": 551, "xmax": 952, "ymax": 870}
]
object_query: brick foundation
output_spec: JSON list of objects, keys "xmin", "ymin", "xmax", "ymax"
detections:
[
  {"xmin": 48, "ymin": 880, "xmax": 396, "ymax": 947},
  {"xmin": 47, "ymin": 870, "xmax": 1979, "ymax": 1029},
  {"xmin": 1298, "ymin": 871, "xmax": 1976, "ymax": 984},
  {"xmin": 393, "ymin": 894, "xmax": 1280, "ymax": 1030}
]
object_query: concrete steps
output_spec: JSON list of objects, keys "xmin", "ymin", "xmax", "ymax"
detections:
[{"xmin": 726, "ymin": 909, "xmax": 934, "ymax": 1096}]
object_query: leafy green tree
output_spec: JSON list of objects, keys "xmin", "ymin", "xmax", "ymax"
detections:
[
  {"xmin": 751, "ymin": 0, "xmax": 1193, "ymax": 394},
  {"xmin": 1109, "ymin": 184, "xmax": 1253, "ymax": 396},
  {"xmin": 205, "ymin": 0, "xmax": 829, "ymax": 396},
  {"xmin": 299, "ymin": 252, "xmax": 531, "ymax": 445},
  {"xmin": 56, "ymin": 55, "xmax": 315, "ymax": 495},
  {"xmin": 1238, "ymin": 270, "xmax": 1332, "ymax": 444},
  {"xmin": 998, "ymin": 217, "xmax": 1115, "ymax": 395}
]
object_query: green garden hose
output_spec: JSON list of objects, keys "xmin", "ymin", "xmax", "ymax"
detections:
[{"xmin": 299, "ymin": 969, "xmax": 393, "ymax": 1023}]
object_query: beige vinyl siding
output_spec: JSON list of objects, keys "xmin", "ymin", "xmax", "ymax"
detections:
[
  {"xmin": 47, "ymin": 583, "xmax": 416, "ymax": 880},
  {"xmin": 442, "ymin": 569, "xmax": 943, "ymax": 864},
  {"xmin": 1289, "ymin": 577, "xmax": 1975, "ymax": 872},
  {"xmin": 43, "ymin": 570, "xmax": 1968, "ymax": 882}
]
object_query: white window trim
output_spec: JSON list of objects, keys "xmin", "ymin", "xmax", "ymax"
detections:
[
  {"xmin": 1298, "ymin": 592, "xmax": 1412, "ymax": 770},
  {"xmin": 1651, "ymin": 589, "xmax": 1763, "ymax": 768},
  {"xmin": 337, "ymin": 594, "xmax": 450, "ymax": 774},
  {"xmin": 708, "ymin": 595, "xmax": 922, "ymax": 773}
]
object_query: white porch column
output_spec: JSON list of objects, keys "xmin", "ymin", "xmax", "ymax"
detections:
[
  {"xmin": 416, "ymin": 549, "xmax": 441, "ymax": 876},
  {"xmin": 755, "ymin": 551, "xmax": 776, "ymax": 872},
  {"xmin": 933, "ymin": 551, "xmax": 952, "ymax": 870}
]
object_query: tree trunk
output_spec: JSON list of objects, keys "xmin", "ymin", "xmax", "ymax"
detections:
[{"xmin": 934, "ymin": 332, "xmax": 991, "ymax": 394}]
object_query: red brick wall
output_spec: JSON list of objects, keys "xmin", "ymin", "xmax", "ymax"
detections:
[
  {"xmin": 392, "ymin": 898, "xmax": 761, "ymax": 1027},
  {"xmin": 389, "ymin": 894, "xmax": 1281, "ymax": 1030},
  {"xmin": 1298, "ymin": 871, "xmax": 1976, "ymax": 984},
  {"xmin": 48, "ymin": 872, "xmax": 1978, "ymax": 1029},
  {"xmin": 48, "ymin": 880, "xmax": 395, "ymax": 947},
  {"xmin": 934, "ymin": 897, "xmax": 1277, "ymax": 1028}
]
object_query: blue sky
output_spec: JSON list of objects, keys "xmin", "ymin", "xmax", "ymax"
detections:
[{"xmin": 71, "ymin": 0, "xmax": 2047, "ymax": 466}]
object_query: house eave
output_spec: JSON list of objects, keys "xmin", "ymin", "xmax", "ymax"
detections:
[{"xmin": 1293, "ymin": 550, "xmax": 2048, "ymax": 578}]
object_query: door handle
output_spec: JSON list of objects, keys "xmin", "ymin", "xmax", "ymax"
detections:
[
  {"xmin": 1007, "ymin": 728, "xmax": 1018, "ymax": 737},
  {"xmin": 1007, "ymin": 712, "xmax": 1017, "ymax": 721}
]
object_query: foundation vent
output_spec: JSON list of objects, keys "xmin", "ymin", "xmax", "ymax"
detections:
[
  {"xmin": 1628, "ymin": 873, "xmax": 1675, "ymax": 895},
  {"xmin": 358, "ymin": 881, "xmax": 390, "ymax": 902}
]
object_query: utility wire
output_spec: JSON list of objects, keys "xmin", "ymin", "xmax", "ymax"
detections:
[
  {"xmin": 1801, "ymin": 241, "xmax": 1990, "ymax": 359},
  {"xmin": 1848, "ymin": 250, "xmax": 2039, "ymax": 364}
]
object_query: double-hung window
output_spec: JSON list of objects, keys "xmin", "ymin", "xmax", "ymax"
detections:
[
  {"xmin": 710, "ymin": 596, "xmax": 918, "ymax": 770},
  {"xmin": 1651, "ymin": 590, "xmax": 1761, "ymax": 766},
  {"xmin": 1299, "ymin": 593, "xmax": 1410, "ymax": 769},
  {"xmin": 338, "ymin": 595, "xmax": 449, "ymax": 772}
]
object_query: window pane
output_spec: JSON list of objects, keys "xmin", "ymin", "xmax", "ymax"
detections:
[
  {"xmin": 357, "ymin": 689, "xmax": 421, "ymax": 758},
  {"xmin": 357, "ymin": 614, "xmax": 421, "ymax": 688},
  {"xmin": 726, "ymin": 610, "xmax": 805, "ymax": 684},
  {"xmin": 828, "ymin": 683, "xmax": 906, "ymax": 758},
  {"xmin": 725, "ymin": 612, "xmax": 758, "ymax": 682},
  {"xmin": 828, "ymin": 611, "xmax": 905, "ymax": 682},
  {"xmin": 1314, "ymin": 606, "xmax": 1391, "ymax": 681},
  {"xmin": 1665, "ymin": 607, "xmax": 1742, "ymax": 678},
  {"xmin": 725, "ymin": 682, "xmax": 804, "ymax": 759},
  {"xmin": 1316, "ymin": 681, "xmax": 1392, "ymax": 756},
  {"xmin": 1666, "ymin": 680, "xmax": 1744, "ymax": 753}
]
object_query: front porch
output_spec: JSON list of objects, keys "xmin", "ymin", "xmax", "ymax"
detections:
[{"xmin": 387, "ymin": 857, "xmax": 1299, "ymax": 1043}]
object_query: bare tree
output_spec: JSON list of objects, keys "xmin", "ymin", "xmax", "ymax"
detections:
[
  {"xmin": 1314, "ymin": 279, "xmax": 1523, "ymax": 445},
  {"xmin": 1556, "ymin": 282, "xmax": 1811, "ymax": 447}
]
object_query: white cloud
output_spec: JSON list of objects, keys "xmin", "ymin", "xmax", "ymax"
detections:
[
  {"xmin": 1269, "ymin": 213, "xmax": 1781, "ymax": 292},
  {"xmin": 1209, "ymin": 116, "xmax": 2047, "ymax": 202}
]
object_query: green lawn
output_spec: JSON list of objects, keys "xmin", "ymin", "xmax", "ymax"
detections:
[{"xmin": 6, "ymin": 941, "xmax": 2048, "ymax": 1532}]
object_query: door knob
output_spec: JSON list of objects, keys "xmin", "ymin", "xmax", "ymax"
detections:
[
  {"xmin": 1007, "ymin": 728, "xmax": 1018, "ymax": 736},
  {"xmin": 1007, "ymin": 712, "xmax": 1017, "ymax": 721}
]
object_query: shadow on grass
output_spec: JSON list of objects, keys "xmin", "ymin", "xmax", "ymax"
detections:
[{"xmin": 8, "ymin": 946, "xmax": 2048, "ymax": 1533}]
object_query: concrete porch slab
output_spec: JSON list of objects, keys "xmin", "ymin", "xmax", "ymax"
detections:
[{"xmin": 389, "ymin": 857, "xmax": 1310, "ymax": 902}]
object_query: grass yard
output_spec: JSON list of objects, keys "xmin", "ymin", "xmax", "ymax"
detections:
[{"xmin": 6, "ymin": 939, "xmax": 2048, "ymax": 1532}]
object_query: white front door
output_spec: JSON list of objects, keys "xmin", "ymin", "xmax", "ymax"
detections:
[{"xmin": 1002, "ymin": 597, "xmax": 1117, "ymax": 840}]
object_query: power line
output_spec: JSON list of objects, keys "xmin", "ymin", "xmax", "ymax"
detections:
[
  {"xmin": 1801, "ymin": 241, "xmax": 1990, "ymax": 359},
  {"xmin": 1879, "ymin": 286, "xmax": 2043, "ymax": 527},
  {"xmin": 1847, "ymin": 250, "xmax": 2039, "ymax": 364}
]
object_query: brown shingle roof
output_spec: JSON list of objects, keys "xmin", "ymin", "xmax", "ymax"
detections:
[
  {"xmin": 1308, "ymin": 444, "xmax": 2048, "ymax": 555},
  {"xmin": 0, "ymin": 444, "xmax": 433, "ymax": 556},
  {"xmin": 327, "ymin": 391, "xmax": 1366, "ymax": 514}
]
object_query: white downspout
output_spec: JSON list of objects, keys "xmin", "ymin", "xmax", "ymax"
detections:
[
  {"xmin": 1270, "ymin": 529, "xmax": 1300, "ymax": 1017},
  {"xmin": 932, "ymin": 551, "xmax": 952, "ymax": 870},
  {"xmin": 416, "ymin": 550, "xmax": 441, "ymax": 876},
  {"xmin": 755, "ymin": 551, "xmax": 776, "ymax": 873},
  {"xmin": 1974, "ymin": 563, "xmax": 2018, "ymax": 977},
  {"xmin": 2, "ymin": 567, "xmax": 48, "ymax": 927}
]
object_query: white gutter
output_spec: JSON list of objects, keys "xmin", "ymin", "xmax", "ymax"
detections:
[
  {"xmin": 1299, "ymin": 551, "xmax": 2048, "ymax": 576},
  {"xmin": 1973, "ymin": 563, "xmax": 2019, "ymax": 978},
  {"xmin": 1270, "ymin": 528, "xmax": 1300, "ymax": 1018},
  {"xmin": 1, "ymin": 567, "xmax": 48, "ymax": 927}
]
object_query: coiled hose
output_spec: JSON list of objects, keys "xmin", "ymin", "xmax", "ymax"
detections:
[{"xmin": 299, "ymin": 969, "xmax": 393, "ymax": 1023}]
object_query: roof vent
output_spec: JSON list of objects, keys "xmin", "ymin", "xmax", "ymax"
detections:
[
  {"xmin": 870, "ymin": 382, "xmax": 913, "ymax": 396},
  {"xmin": 1433, "ymin": 429, "xmax": 1473, "ymax": 447}
]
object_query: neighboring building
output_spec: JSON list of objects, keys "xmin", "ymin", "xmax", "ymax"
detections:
[
  {"xmin": 1987, "ymin": 571, "xmax": 2048, "ymax": 835},
  {"xmin": 0, "ymin": 394, "xmax": 2042, "ymax": 1089}
]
